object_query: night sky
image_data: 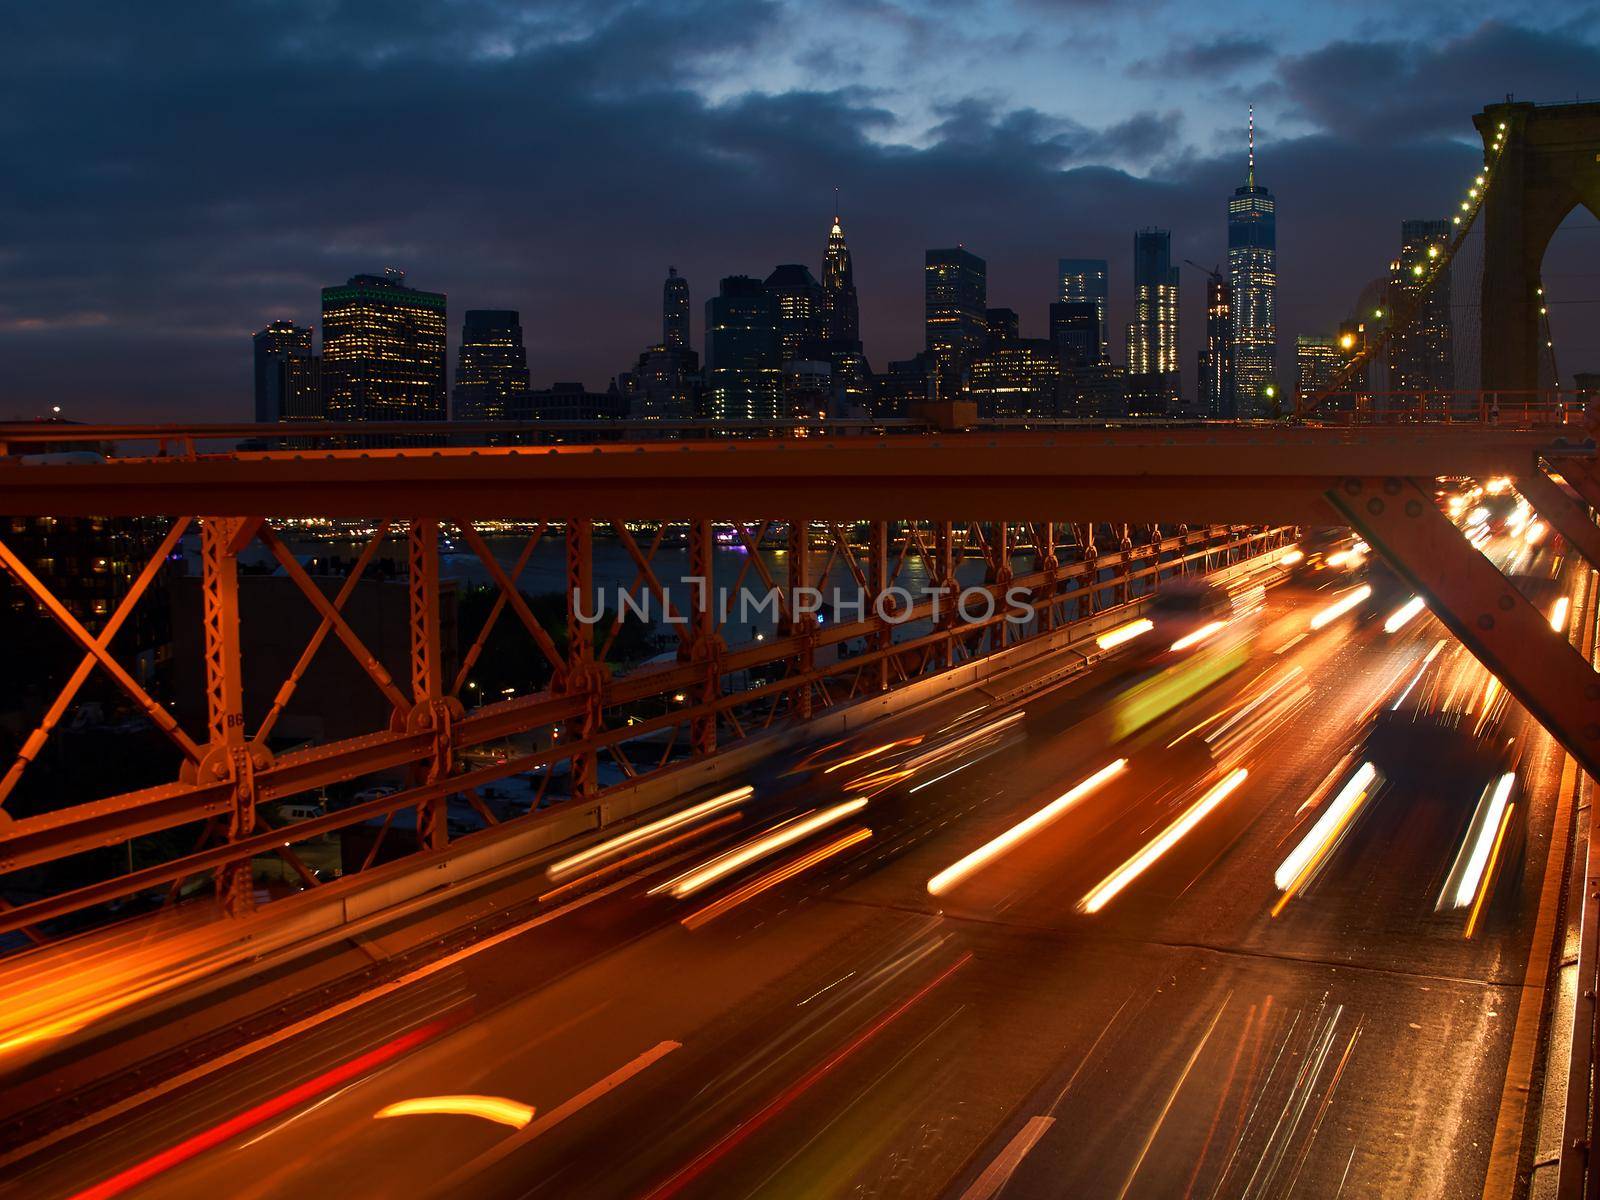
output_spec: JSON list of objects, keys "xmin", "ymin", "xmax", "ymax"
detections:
[{"xmin": 3, "ymin": 0, "xmax": 1599, "ymax": 421}]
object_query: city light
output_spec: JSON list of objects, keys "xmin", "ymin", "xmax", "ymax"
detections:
[
  {"xmin": 1550, "ymin": 595, "xmax": 1571, "ymax": 633},
  {"xmin": 1096, "ymin": 618, "xmax": 1153, "ymax": 651}
]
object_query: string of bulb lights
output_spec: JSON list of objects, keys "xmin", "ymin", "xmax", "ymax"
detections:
[{"xmin": 1301, "ymin": 118, "xmax": 1516, "ymax": 415}]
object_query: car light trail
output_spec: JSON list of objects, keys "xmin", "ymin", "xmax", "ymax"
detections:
[
  {"xmin": 821, "ymin": 736, "xmax": 921, "ymax": 775},
  {"xmin": 1550, "ymin": 595, "xmax": 1571, "ymax": 633},
  {"xmin": 548, "ymin": 786, "xmax": 753, "ymax": 880},
  {"xmin": 1169, "ymin": 620, "xmax": 1225, "ymax": 653},
  {"xmin": 1279, "ymin": 547, "xmax": 1304, "ymax": 566},
  {"xmin": 1078, "ymin": 769, "xmax": 1248, "ymax": 914},
  {"xmin": 1383, "ymin": 596, "xmax": 1426, "ymax": 634},
  {"xmin": 926, "ymin": 759, "xmax": 1128, "ymax": 896},
  {"xmin": 1441, "ymin": 772, "xmax": 1516, "ymax": 912},
  {"xmin": 1525, "ymin": 520, "xmax": 1547, "ymax": 544},
  {"xmin": 682, "ymin": 827, "xmax": 871, "ymax": 929},
  {"xmin": 1466, "ymin": 802, "xmax": 1516, "ymax": 938},
  {"xmin": 66, "ymin": 1018, "xmax": 455, "ymax": 1200},
  {"xmin": 640, "ymin": 953, "xmax": 972, "ymax": 1200},
  {"xmin": 1096, "ymin": 619, "xmax": 1153, "ymax": 651},
  {"xmin": 1272, "ymin": 762, "xmax": 1378, "ymax": 913},
  {"xmin": 1392, "ymin": 639, "xmax": 1447, "ymax": 710},
  {"xmin": 1310, "ymin": 585, "xmax": 1372, "ymax": 630},
  {"xmin": 375, "ymin": 1095, "xmax": 535, "ymax": 1128},
  {"xmin": 651, "ymin": 798, "xmax": 868, "ymax": 898}
]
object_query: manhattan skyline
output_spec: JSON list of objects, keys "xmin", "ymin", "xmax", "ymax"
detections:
[{"xmin": 3, "ymin": 1, "xmax": 1599, "ymax": 420}]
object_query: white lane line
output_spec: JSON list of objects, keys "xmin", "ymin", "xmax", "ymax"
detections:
[
  {"xmin": 439, "ymin": 1039, "xmax": 682, "ymax": 1187},
  {"xmin": 959, "ymin": 1115, "xmax": 1056, "ymax": 1200},
  {"xmin": 1273, "ymin": 632, "xmax": 1308, "ymax": 656}
]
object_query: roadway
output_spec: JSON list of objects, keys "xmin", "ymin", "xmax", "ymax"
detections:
[{"xmin": 0, "ymin": 543, "xmax": 1579, "ymax": 1200}]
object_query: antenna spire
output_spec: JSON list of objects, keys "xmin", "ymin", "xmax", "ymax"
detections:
[{"xmin": 1247, "ymin": 104, "xmax": 1255, "ymax": 188}]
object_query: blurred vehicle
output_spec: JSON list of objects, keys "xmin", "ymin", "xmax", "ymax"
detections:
[
  {"xmin": 1289, "ymin": 526, "xmax": 1364, "ymax": 580},
  {"xmin": 1363, "ymin": 643, "xmax": 1525, "ymax": 917}
]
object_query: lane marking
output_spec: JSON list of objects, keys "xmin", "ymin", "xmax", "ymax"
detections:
[{"xmin": 958, "ymin": 1115, "xmax": 1055, "ymax": 1200}]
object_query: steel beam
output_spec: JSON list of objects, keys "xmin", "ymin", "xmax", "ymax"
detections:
[
  {"xmin": 0, "ymin": 429, "xmax": 1586, "ymax": 522},
  {"xmin": 1328, "ymin": 476, "xmax": 1600, "ymax": 780},
  {"xmin": 1520, "ymin": 466, "xmax": 1600, "ymax": 572}
]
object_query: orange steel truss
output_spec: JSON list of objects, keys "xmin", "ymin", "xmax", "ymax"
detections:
[
  {"xmin": 0, "ymin": 443, "xmax": 1290, "ymax": 935},
  {"xmin": 0, "ymin": 417, "xmax": 1598, "ymax": 939}
]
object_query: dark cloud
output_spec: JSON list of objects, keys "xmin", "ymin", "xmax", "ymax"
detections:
[
  {"xmin": 1281, "ymin": 20, "xmax": 1600, "ymax": 142},
  {"xmin": 1133, "ymin": 34, "xmax": 1271, "ymax": 78},
  {"xmin": 0, "ymin": 4, "xmax": 1595, "ymax": 421}
]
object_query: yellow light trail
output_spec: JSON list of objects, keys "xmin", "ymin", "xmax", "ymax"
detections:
[
  {"xmin": 374, "ymin": 1095, "xmax": 536, "ymax": 1128},
  {"xmin": 1383, "ymin": 595, "xmax": 1425, "ymax": 634},
  {"xmin": 927, "ymin": 759, "xmax": 1128, "ymax": 896},
  {"xmin": 1309, "ymin": 585, "xmax": 1372, "ymax": 631},
  {"xmin": 1078, "ymin": 769, "xmax": 1248, "ymax": 914},
  {"xmin": 1097, "ymin": 619, "xmax": 1153, "ymax": 651},
  {"xmin": 1550, "ymin": 595, "xmax": 1571, "ymax": 633},
  {"xmin": 1169, "ymin": 620, "xmax": 1225, "ymax": 654},
  {"xmin": 651, "ymin": 798, "xmax": 868, "ymax": 899},
  {"xmin": 682, "ymin": 827, "xmax": 871, "ymax": 929},
  {"xmin": 1271, "ymin": 762, "xmax": 1377, "ymax": 916},
  {"xmin": 547, "ymin": 786, "xmax": 753, "ymax": 880}
]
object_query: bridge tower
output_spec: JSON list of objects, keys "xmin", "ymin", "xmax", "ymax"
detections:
[{"xmin": 1477, "ymin": 100, "xmax": 1600, "ymax": 394}]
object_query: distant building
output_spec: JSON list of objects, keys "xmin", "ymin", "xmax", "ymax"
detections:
[
  {"xmin": 1126, "ymin": 228, "xmax": 1180, "ymax": 416},
  {"xmin": 1296, "ymin": 336, "xmax": 1345, "ymax": 403},
  {"xmin": 624, "ymin": 344, "xmax": 700, "ymax": 421},
  {"xmin": 782, "ymin": 360, "xmax": 835, "ymax": 422},
  {"xmin": 320, "ymin": 269, "xmax": 447, "ymax": 422},
  {"xmin": 1199, "ymin": 276, "xmax": 1235, "ymax": 418},
  {"xmin": 1059, "ymin": 363, "xmax": 1126, "ymax": 419},
  {"xmin": 970, "ymin": 339, "xmax": 1062, "ymax": 419},
  {"xmin": 983, "ymin": 307, "xmax": 1020, "ymax": 349},
  {"xmin": 874, "ymin": 354, "xmax": 935, "ymax": 419},
  {"xmin": 705, "ymin": 276, "xmax": 781, "ymax": 422},
  {"xmin": 1228, "ymin": 108, "xmax": 1277, "ymax": 415},
  {"xmin": 821, "ymin": 212, "xmax": 873, "ymax": 413},
  {"xmin": 252, "ymin": 321, "xmax": 320, "ymax": 422},
  {"xmin": 1057, "ymin": 259, "xmax": 1110, "ymax": 364},
  {"xmin": 516, "ymin": 382, "xmax": 627, "ymax": 422},
  {"xmin": 765, "ymin": 264, "xmax": 827, "ymax": 365},
  {"xmin": 663, "ymin": 267, "xmax": 691, "ymax": 351},
  {"xmin": 1387, "ymin": 218, "xmax": 1453, "ymax": 398},
  {"xmin": 925, "ymin": 247, "xmax": 987, "ymax": 397},
  {"xmin": 452, "ymin": 310, "xmax": 529, "ymax": 421},
  {"xmin": 1049, "ymin": 301, "xmax": 1101, "ymax": 369}
]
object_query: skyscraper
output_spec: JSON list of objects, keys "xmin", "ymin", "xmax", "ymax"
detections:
[
  {"xmin": 822, "ymin": 209, "xmax": 860, "ymax": 349},
  {"xmin": 1049, "ymin": 301, "xmax": 1100, "ymax": 368},
  {"xmin": 764, "ymin": 264, "xmax": 826, "ymax": 365},
  {"xmin": 1200, "ymin": 276, "xmax": 1235, "ymax": 418},
  {"xmin": 704, "ymin": 275, "xmax": 781, "ymax": 423},
  {"xmin": 925, "ymin": 247, "xmax": 987, "ymax": 396},
  {"xmin": 1126, "ymin": 228, "xmax": 1179, "ymax": 415},
  {"xmin": 1057, "ymin": 259, "xmax": 1109, "ymax": 364},
  {"xmin": 1296, "ymin": 335, "xmax": 1346, "ymax": 402},
  {"xmin": 252, "ymin": 320, "xmax": 319, "ymax": 422},
  {"xmin": 663, "ymin": 267, "xmax": 690, "ymax": 350},
  {"xmin": 1228, "ymin": 107, "xmax": 1277, "ymax": 416},
  {"xmin": 821, "ymin": 209, "xmax": 872, "ymax": 412},
  {"xmin": 452, "ymin": 310, "xmax": 529, "ymax": 421},
  {"xmin": 320, "ymin": 269, "xmax": 447, "ymax": 422},
  {"xmin": 1387, "ymin": 219, "xmax": 1454, "ymax": 398}
]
